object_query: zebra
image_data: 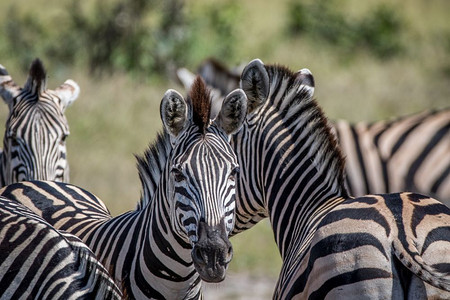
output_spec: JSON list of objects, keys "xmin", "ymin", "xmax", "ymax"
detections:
[
  {"xmin": 176, "ymin": 58, "xmax": 450, "ymax": 206},
  {"xmin": 0, "ymin": 58, "xmax": 79, "ymax": 187},
  {"xmin": 0, "ymin": 77, "xmax": 248, "ymax": 299},
  {"xmin": 332, "ymin": 108, "xmax": 450, "ymax": 203},
  {"xmin": 231, "ymin": 59, "xmax": 450, "ymax": 298},
  {"xmin": 0, "ymin": 195, "xmax": 122, "ymax": 299}
]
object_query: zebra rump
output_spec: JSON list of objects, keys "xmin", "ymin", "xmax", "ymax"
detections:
[{"xmin": 0, "ymin": 196, "xmax": 122, "ymax": 299}]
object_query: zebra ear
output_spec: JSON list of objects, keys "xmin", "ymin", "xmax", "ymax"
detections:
[
  {"xmin": 160, "ymin": 89, "xmax": 188, "ymax": 138},
  {"xmin": 294, "ymin": 68, "xmax": 315, "ymax": 98},
  {"xmin": 240, "ymin": 58, "xmax": 270, "ymax": 114},
  {"xmin": 0, "ymin": 64, "xmax": 22, "ymax": 106},
  {"xmin": 215, "ymin": 89, "xmax": 247, "ymax": 135},
  {"xmin": 54, "ymin": 79, "xmax": 80, "ymax": 111},
  {"xmin": 176, "ymin": 68, "xmax": 196, "ymax": 91}
]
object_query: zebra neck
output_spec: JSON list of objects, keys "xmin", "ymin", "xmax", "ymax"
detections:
[
  {"xmin": 277, "ymin": 196, "xmax": 347, "ymax": 264},
  {"xmin": 142, "ymin": 187, "xmax": 201, "ymax": 298},
  {"xmin": 83, "ymin": 188, "xmax": 200, "ymax": 299},
  {"xmin": 233, "ymin": 78, "xmax": 349, "ymax": 259}
]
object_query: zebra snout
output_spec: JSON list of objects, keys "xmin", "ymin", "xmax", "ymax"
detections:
[{"xmin": 192, "ymin": 220, "xmax": 233, "ymax": 282}]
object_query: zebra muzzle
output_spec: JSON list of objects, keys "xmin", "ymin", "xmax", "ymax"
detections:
[{"xmin": 192, "ymin": 220, "xmax": 233, "ymax": 283}]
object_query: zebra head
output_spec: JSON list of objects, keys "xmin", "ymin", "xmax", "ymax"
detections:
[
  {"xmin": 0, "ymin": 59, "xmax": 79, "ymax": 185},
  {"xmin": 160, "ymin": 77, "xmax": 247, "ymax": 282}
]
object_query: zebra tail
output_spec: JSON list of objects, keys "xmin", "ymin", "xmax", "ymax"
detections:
[{"xmin": 392, "ymin": 238, "xmax": 450, "ymax": 292}]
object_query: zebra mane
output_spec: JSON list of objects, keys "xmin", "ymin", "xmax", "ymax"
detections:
[
  {"xmin": 189, "ymin": 76, "xmax": 211, "ymax": 134},
  {"xmin": 265, "ymin": 64, "xmax": 348, "ymax": 194},
  {"xmin": 135, "ymin": 131, "xmax": 172, "ymax": 210},
  {"xmin": 25, "ymin": 58, "xmax": 47, "ymax": 94}
]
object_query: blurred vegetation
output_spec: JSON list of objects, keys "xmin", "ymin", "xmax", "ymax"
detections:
[
  {"xmin": 2, "ymin": 0, "xmax": 241, "ymax": 79},
  {"xmin": 1, "ymin": 0, "xmax": 449, "ymax": 287},
  {"xmin": 287, "ymin": 0, "xmax": 404, "ymax": 58}
]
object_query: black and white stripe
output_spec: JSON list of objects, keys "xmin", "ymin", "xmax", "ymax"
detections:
[
  {"xmin": 0, "ymin": 59, "xmax": 78, "ymax": 187},
  {"xmin": 177, "ymin": 58, "xmax": 450, "ymax": 206},
  {"xmin": 232, "ymin": 59, "xmax": 450, "ymax": 298},
  {"xmin": 0, "ymin": 78, "xmax": 247, "ymax": 299},
  {"xmin": 332, "ymin": 108, "xmax": 450, "ymax": 204},
  {"xmin": 0, "ymin": 195, "xmax": 122, "ymax": 299}
]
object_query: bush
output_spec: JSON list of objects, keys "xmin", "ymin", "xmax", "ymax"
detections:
[
  {"xmin": 287, "ymin": 0, "xmax": 404, "ymax": 59},
  {"xmin": 1, "ymin": 0, "xmax": 242, "ymax": 79},
  {"xmin": 359, "ymin": 4, "xmax": 404, "ymax": 58},
  {"xmin": 3, "ymin": 6, "xmax": 75, "ymax": 71}
]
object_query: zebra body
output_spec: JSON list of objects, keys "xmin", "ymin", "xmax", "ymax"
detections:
[
  {"xmin": 333, "ymin": 109, "xmax": 450, "ymax": 203},
  {"xmin": 0, "ymin": 59, "xmax": 79, "ymax": 187},
  {"xmin": 0, "ymin": 195, "xmax": 122, "ymax": 299},
  {"xmin": 176, "ymin": 58, "xmax": 450, "ymax": 205},
  {"xmin": 283, "ymin": 192, "xmax": 450, "ymax": 299},
  {"xmin": 231, "ymin": 59, "xmax": 450, "ymax": 298},
  {"xmin": 1, "ymin": 78, "xmax": 248, "ymax": 299}
]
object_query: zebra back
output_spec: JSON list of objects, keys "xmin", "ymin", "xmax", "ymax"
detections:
[
  {"xmin": 0, "ymin": 59, "xmax": 79, "ymax": 186},
  {"xmin": 0, "ymin": 195, "xmax": 122, "ymax": 299},
  {"xmin": 333, "ymin": 108, "xmax": 450, "ymax": 204}
]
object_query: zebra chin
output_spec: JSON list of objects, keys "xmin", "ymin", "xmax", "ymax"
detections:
[{"xmin": 191, "ymin": 219, "xmax": 233, "ymax": 283}]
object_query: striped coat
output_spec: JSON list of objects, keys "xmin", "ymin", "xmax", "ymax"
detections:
[
  {"xmin": 176, "ymin": 59, "xmax": 450, "ymax": 206},
  {"xmin": 0, "ymin": 59, "xmax": 79, "ymax": 186},
  {"xmin": 0, "ymin": 195, "xmax": 122, "ymax": 299},
  {"xmin": 0, "ymin": 78, "xmax": 248, "ymax": 299},
  {"xmin": 231, "ymin": 59, "xmax": 450, "ymax": 298}
]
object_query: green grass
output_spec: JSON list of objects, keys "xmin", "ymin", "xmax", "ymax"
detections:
[{"xmin": 1, "ymin": 0, "xmax": 449, "ymax": 280}]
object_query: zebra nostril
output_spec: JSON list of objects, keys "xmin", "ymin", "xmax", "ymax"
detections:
[{"xmin": 193, "ymin": 246, "xmax": 206, "ymax": 265}]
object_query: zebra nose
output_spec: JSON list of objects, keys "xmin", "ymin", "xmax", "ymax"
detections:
[
  {"xmin": 192, "ymin": 243, "xmax": 233, "ymax": 266},
  {"xmin": 192, "ymin": 220, "xmax": 233, "ymax": 282}
]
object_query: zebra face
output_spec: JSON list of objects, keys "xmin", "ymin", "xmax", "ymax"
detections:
[
  {"xmin": 4, "ymin": 98, "xmax": 70, "ymax": 183},
  {"xmin": 160, "ymin": 78, "xmax": 247, "ymax": 282},
  {"xmin": 169, "ymin": 128, "xmax": 238, "ymax": 282},
  {"xmin": 169, "ymin": 129, "xmax": 239, "ymax": 236},
  {"xmin": 0, "ymin": 59, "xmax": 79, "ymax": 185}
]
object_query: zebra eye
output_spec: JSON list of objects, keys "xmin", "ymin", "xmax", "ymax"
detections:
[
  {"xmin": 229, "ymin": 167, "xmax": 240, "ymax": 181},
  {"xmin": 171, "ymin": 167, "xmax": 186, "ymax": 183},
  {"xmin": 61, "ymin": 134, "xmax": 68, "ymax": 143}
]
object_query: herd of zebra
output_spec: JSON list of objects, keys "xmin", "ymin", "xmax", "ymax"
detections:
[{"xmin": 0, "ymin": 57, "xmax": 448, "ymax": 299}]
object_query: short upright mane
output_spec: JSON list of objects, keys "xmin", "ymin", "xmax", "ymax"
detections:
[
  {"xmin": 135, "ymin": 131, "xmax": 172, "ymax": 210},
  {"xmin": 28, "ymin": 58, "xmax": 47, "ymax": 93},
  {"xmin": 189, "ymin": 77, "xmax": 211, "ymax": 134},
  {"xmin": 265, "ymin": 64, "xmax": 349, "ymax": 195}
]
